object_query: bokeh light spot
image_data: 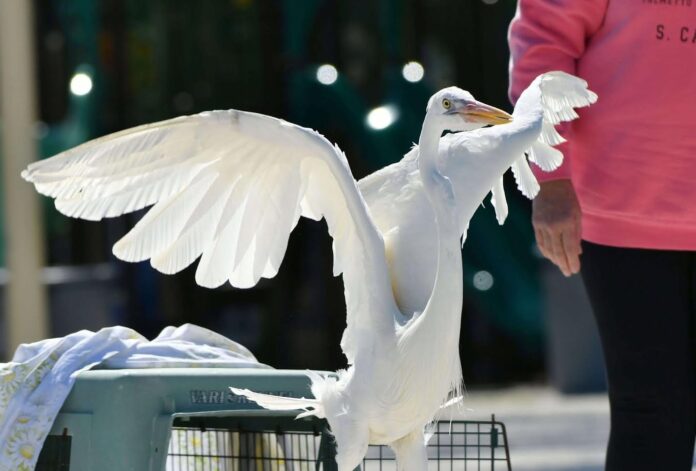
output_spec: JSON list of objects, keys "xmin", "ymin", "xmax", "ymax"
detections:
[
  {"xmin": 402, "ymin": 61, "xmax": 425, "ymax": 83},
  {"xmin": 70, "ymin": 72, "xmax": 93, "ymax": 96},
  {"xmin": 366, "ymin": 105, "xmax": 398, "ymax": 130},
  {"xmin": 316, "ymin": 64, "xmax": 338, "ymax": 85},
  {"xmin": 473, "ymin": 270, "xmax": 494, "ymax": 291}
]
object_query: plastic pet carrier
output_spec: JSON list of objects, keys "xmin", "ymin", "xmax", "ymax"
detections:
[{"xmin": 37, "ymin": 368, "xmax": 512, "ymax": 470}]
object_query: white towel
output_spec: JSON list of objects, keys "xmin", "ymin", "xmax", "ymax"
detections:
[{"xmin": 0, "ymin": 324, "xmax": 267, "ymax": 471}]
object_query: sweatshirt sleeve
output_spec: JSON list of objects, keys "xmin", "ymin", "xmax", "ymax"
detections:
[{"xmin": 508, "ymin": 0, "xmax": 608, "ymax": 181}]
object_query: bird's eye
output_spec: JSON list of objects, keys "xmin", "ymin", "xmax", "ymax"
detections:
[{"xmin": 442, "ymin": 99, "xmax": 451, "ymax": 110}]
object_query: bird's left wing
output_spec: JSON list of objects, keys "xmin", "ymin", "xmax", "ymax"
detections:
[
  {"xmin": 23, "ymin": 110, "xmax": 400, "ymax": 362},
  {"xmin": 441, "ymin": 71, "xmax": 597, "ymax": 226}
]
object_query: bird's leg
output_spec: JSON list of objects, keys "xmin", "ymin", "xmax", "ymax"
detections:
[
  {"xmin": 390, "ymin": 429, "xmax": 428, "ymax": 471},
  {"xmin": 330, "ymin": 417, "xmax": 369, "ymax": 471}
]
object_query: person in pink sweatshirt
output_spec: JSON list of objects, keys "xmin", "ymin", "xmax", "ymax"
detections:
[{"xmin": 509, "ymin": 1, "xmax": 696, "ymax": 470}]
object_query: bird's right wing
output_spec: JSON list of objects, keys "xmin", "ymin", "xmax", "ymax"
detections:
[
  {"xmin": 22, "ymin": 110, "xmax": 401, "ymax": 364},
  {"xmin": 441, "ymin": 71, "xmax": 597, "ymax": 226}
]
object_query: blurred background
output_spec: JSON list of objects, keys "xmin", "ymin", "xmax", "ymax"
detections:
[{"xmin": 0, "ymin": 0, "xmax": 605, "ymax": 394}]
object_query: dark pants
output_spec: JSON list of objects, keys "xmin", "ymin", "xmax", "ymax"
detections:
[{"xmin": 580, "ymin": 241, "xmax": 696, "ymax": 471}]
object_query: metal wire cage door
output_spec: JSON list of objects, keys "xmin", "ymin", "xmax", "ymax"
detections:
[{"xmin": 166, "ymin": 415, "xmax": 511, "ymax": 471}]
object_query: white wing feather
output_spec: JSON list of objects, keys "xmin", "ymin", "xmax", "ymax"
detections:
[
  {"xmin": 510, "ymin": 156, "xmax": 540, "ymax": 199},
  {"xmin": 23, "ymin": 110, "xmax": 401, "ymax": 363},
  {"xmin": 490, "ymin": 176, "xmax": 508, "ymax": 225}
]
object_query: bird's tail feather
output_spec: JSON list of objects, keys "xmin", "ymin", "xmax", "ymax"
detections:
[
  {"xmin": 229, "ymin": 370, "xmax": 331, "ymax": 419},
  {"xmin": 229, "ymin": 387, "xmax": 325, "ymax": 419}
]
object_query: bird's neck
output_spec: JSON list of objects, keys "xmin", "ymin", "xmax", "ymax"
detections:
[
  {"xmin": 410, "ymin": 123, "xmax": 463, "ymax": 338},
  {"xmin": 389, "ymin": 122, "xmax": 465, "ymax": 410}
]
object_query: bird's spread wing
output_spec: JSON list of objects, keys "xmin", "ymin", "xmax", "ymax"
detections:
[
  {"xmin": 442, "ymin": 71, "xmax": 597, "ymax": 225},
  {"xmin": 23, "ymin": 110, "xmax": 400, "ymax": 363}
]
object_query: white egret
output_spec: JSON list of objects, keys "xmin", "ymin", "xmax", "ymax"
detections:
[{"xmin": 22, "ymin": 71, "xmax": 595, "ymax": 470}]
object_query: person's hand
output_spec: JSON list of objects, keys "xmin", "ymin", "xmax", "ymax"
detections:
[{"xmin": 532, "ymin": 179, "xmax": 582, "ymax": 277}]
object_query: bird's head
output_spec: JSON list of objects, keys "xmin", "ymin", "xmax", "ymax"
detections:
[{"xmin": 425, "ymin": 87, "xmax": 512, "ymax": 133}]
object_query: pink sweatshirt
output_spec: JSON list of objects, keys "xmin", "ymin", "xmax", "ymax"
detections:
[{"xmin": 509, "ymin": 0, "xmax": 696, "ymax": 250}]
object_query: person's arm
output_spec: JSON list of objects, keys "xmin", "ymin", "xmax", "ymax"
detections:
[{"xmin": 508, "ymin": 0, "xmax": 607, "ymax": 276}]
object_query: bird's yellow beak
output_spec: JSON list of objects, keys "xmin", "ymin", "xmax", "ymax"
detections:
[{"xmin": 460, "ymin": 102, "xmax": 513, "ymax": 125}]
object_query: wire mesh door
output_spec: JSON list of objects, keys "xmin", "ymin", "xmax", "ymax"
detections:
[{"xmin": 166, "ymin": 416, "xmax": 511, "ymax": 471}]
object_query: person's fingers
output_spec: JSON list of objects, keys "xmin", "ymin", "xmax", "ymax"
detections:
[
  {"xmin": 534, "ymin": 227, "xmax": 551, "ymax": 259},
  {"xmin": 549, "ymin": 229, "xmax": 571, "ymax": 276},
  {"xmin": 542, "ymin": 230, "xmax": 556, "ymax": 263},
  {"xmin": 539, "ymin": 227, "xmax": 555, "ymax": 262},
  {"xmin": 561, "ymin": 230, "xmax": 581, "ymax": 274}
]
